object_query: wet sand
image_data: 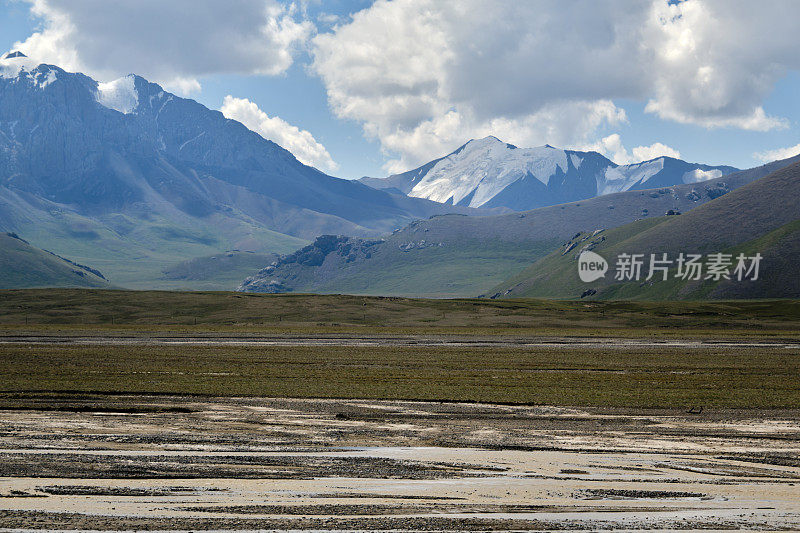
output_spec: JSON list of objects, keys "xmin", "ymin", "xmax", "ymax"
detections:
[{"xmin": 0, "ymin": 394, "xmax": 798, "ymax": 530}]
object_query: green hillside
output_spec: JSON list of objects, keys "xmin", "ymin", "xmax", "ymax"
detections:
[
  {"xmin": 161, "ymin": 251, "xmax": 279, "ymax": 291},
  {"xmin": 493, "ymin": 161, "xmax": 800, "ymax": 300},
  {"xmin": 0, "ymin": 194, "xmax": 307, "ymax": 290},
  {"xmin": 0, "ymin": 233, "xmax": 109, "ymax": 289}
]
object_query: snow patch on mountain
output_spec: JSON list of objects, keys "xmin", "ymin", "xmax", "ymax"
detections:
[
  {"xmin": 598, "ymin": 158, "xmax": 665, "ymax": 196},
  {"xmin": 96, "ymin": 75, "xmax": 138, "ymax": 114},
  {"xmin": 683, "ymin": 168, "xmax": 723, "ymax": 183},
  {"xmin": 408, "ymin": 136, "xmax": 570, "ymax": 207},
  {"xmin": 34, "ymin": 69, "xmax": 57, "ymax": 88}
]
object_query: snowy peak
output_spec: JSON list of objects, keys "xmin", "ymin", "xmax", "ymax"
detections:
[
  {"xmin": 2, "ymin": 50, "xmax": 27, "ymax": 60},
  {"xmin": 364, "ymin": 137, "xmax": 737, "ymax": 211},
  {"xmin": 0, "ymin": 51, "xmax": 31, "ymax": 73},
  {"xmin": 407, "ymin": 138, "xmax": 593, "ymax": 207},
  {"xmin": 606, "ymin": 156, "xmax": 736, "ymax": 193},
  {"xmin": 599, "ymin": 158, "xmax": 666, "ymax": 195},
  {"xmin": 457, "ymin": 135, "xmax": 516, "ymax": 152},
  {"xmin": 2, "ymin": 60, "xmax": 160, "ymax": 116},
  {"xmin": 23, "ymin": 65, "xmax": 59, "ymax": 90}
]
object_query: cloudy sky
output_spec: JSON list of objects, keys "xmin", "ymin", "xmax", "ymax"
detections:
[{"xmin": 2, "ymin": 0, "xmax": 799, "ymax": 178}]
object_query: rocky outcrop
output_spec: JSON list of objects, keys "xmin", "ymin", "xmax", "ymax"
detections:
[{"xmin": 237, "ymin": 235, "xmax": 384, "ymax": 293}]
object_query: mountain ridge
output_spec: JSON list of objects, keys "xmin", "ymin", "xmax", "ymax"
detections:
[{"xmin": 360, "ymin": 136, "xmax": 737, "ymax": 211}]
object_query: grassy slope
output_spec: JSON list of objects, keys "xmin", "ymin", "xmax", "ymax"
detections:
[
  {"xmin": 493, "ymin": 219, "xmax": 667, "ymax": 299},
  {"xmin": 293, "ymin": 240, "xmax": 560, "ymax": 298},
  {"xmin": 598, "ymin": 218, "xmax": 800, "ymax": 300},
  {"xmin": 161, "ymin": 251, "xmax": 279, "ymax": 291},
  {"xmin": 494, "ymin": 161, "xmax": 800, "ymax": 300},
  {"xmin": 0, "ymin": 234, "xmax": 108, "ymax": 289},
  {"xmin": 12, "ymin": 209, "xmax": 305, "ymax": 290}
]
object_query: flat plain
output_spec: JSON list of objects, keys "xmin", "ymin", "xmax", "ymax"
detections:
[{"xmin": 0, "ymin": 289, "xmax": 798, "ymax": 530}]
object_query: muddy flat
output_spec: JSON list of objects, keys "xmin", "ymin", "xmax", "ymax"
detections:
[{"xmin": 0, "ymin": 394, "xmax": 798, "ymax": 530}]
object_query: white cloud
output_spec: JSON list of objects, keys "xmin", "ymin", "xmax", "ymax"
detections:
[
  {"xmin": 631, "ymin": 142, "xmax": 682, "ymax": 163},
  {"xmin": 312, "ymin": 0, "xmax": 800, "ymax": 172},
  {"xmin": 162, "ymin": 78, "xmax": 202, "ymax": 97},
  {"xmin": 316, "ymin": 12, "xmax": 342, "ymax": 28},
  {"xmin": 379, "ymin": 101, "xmax": 627, "ymax": 174},
  {"xmin": 312, "ymin": 0, "xmax": 638, "ymax": 171},
  {"xmin": 586, "ymin": 134, "xmax": 681, "ymax": 165},
  {"xmin": 642, "ymin": 0, "xmax": 791, "ymax": 131},
  {"xmin": 683, "ymin": 168, "xmax": 723, "ymax": 183},
  {"xmin": 14, "ymin": 0, "xmax": 313, "ymax": 94},
  {"xmin": 754, "ymin": 143, "xmax": 800, "ymax": 163},
  {"xmin": 221, "ymin": 95, "xmax": 338, "ymax": 172}
]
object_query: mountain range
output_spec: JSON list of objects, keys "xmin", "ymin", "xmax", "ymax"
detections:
[
  {"xmin": 360, "ymin": 136, "xmax": 738, "ymax": 211},
  {"xmin": 2, "ymin": 54, "xmax": 797, "ymax": 299},
  {"xmin": 0, "ymin": 55, "xmax": 489, "ymax": 288}
]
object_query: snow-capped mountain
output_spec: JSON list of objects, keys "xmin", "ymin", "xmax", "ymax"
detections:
[{"xmin": 360, "ymin": 136, "xmax": 738, "ymax": 210}]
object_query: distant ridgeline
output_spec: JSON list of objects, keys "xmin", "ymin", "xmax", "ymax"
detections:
[{"xmin": 360, "ymin": 136, "xmax": 738, "ymax": 211}]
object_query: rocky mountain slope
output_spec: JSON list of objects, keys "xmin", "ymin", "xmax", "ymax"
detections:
[
  {"xmin": 0, "ymin": 55, "xmax": 488, "ymax": 288},
  {"xmin": 239, "ymin": 156, "xmax": 793, "ymax": 297},
  {"xmin": 0, "ymin": 232, "xmax": 108, "ymax": 289},
  {"xmin": 361, "ymin": 136, "xmax": 737, "ymax": 210},
  {"xmin": 493, "ymin": 160, "xmax": 800, "ymax": 300}
]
